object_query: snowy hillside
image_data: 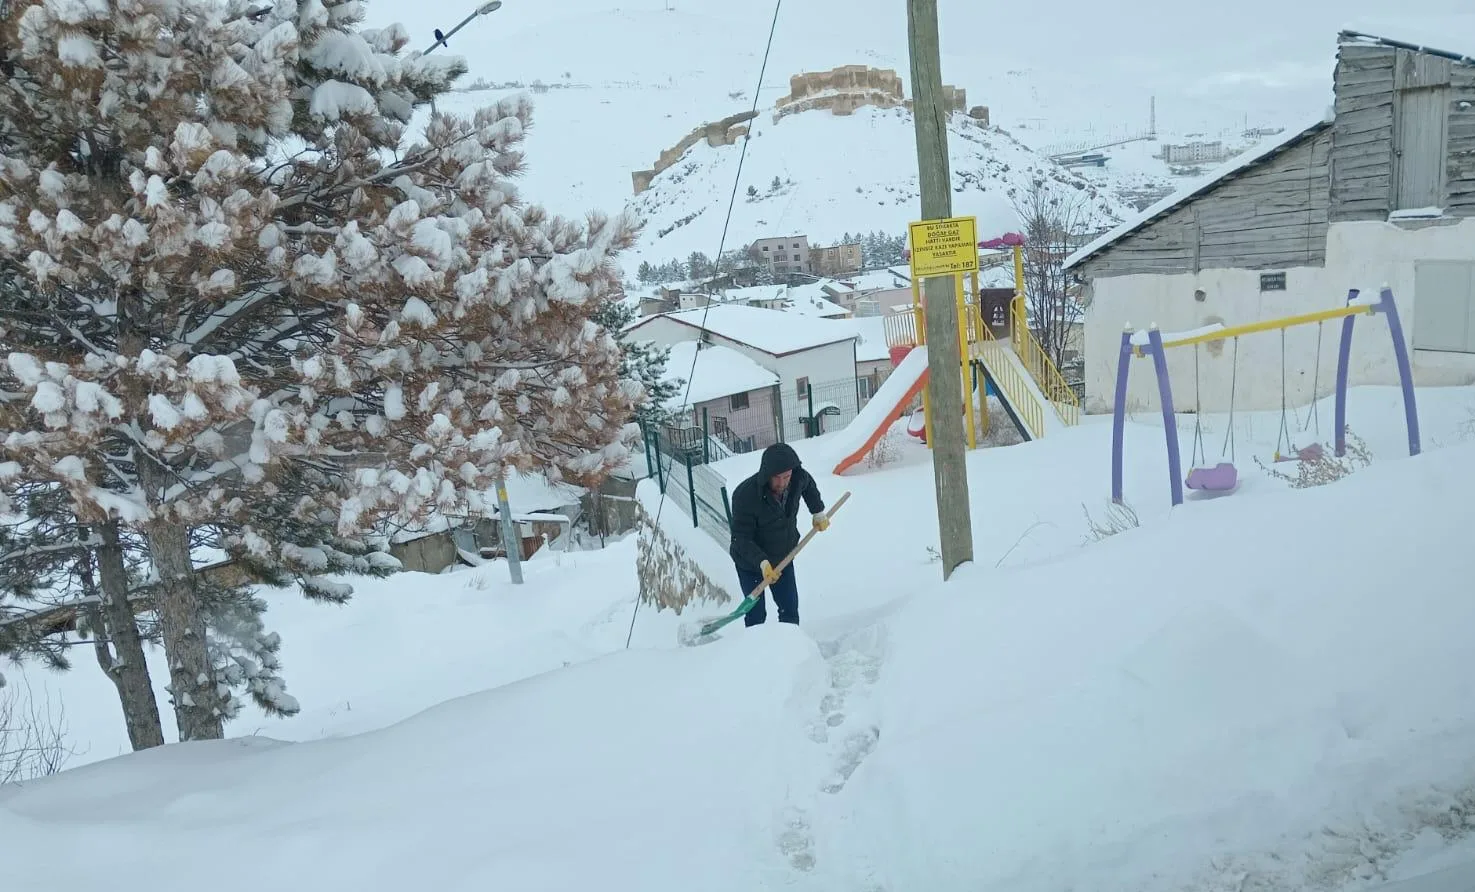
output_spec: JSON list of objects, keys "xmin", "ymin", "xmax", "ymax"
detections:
[
  {"xmin": 6, "ymin": 383, "xmax": 1475, "ymax": 890},
  {"xmin": 377, "ymin": 0, "xmax": 1475, "ymax": 140},
  {"xmin": 625, "ymin": 105, "xmax": 1135, "ymax": 269},
  {"xmin": 391, "ymin": 0, "xmax": 1475, "ymax": 276}
]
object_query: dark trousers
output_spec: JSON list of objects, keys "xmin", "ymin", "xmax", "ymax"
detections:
[{"xmin": 736, "ymin": 561, "xmax": 799, "ymax": 626}]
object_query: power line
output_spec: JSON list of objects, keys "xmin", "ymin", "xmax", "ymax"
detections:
[{"xmin": 623, "ymin": 0, "xmax": 784, "ymax": 649}]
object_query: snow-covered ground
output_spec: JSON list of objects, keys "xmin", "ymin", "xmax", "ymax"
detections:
[{"xmin": 6, "ymin": 381, "xmax": 1475, "ymax": 891}]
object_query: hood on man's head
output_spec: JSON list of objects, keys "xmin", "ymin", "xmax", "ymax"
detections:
[{"xmin": 758, "ymin": 443, "xmax": 802, "ymax": 479}]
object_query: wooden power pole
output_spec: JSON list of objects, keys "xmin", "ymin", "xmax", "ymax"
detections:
[{"xmin": 907, "ymin": 0, "xmax": 974, "ymax": 579}]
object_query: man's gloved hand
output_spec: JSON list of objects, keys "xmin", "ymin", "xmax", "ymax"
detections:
[
  {"xmin": 811, "ymin": 513, "xmax": 830, "ymax": 532},
  {"xmin": 759, "ymin": 560, "xmax": 782, "ymax": 586}
]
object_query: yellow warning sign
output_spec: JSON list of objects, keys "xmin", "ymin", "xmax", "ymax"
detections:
[{"xmin": 908, "ymin": 215, "xmax": 979, "ymax": 278}]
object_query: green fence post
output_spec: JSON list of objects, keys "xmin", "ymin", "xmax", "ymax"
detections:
[
  {"xmin": 653, "ymin": 428, "xmax": 666, "ymax": 493},
  {"xmin": 701, "ymin": 407, "xmax": 710, "ymax": 464},
  {"xmin": 806, "ymin": 385, "xmax": 816, "ymax": 438},
  {"xmin": 685, "ymin": 455, "xmax": 698, "ymax": 528},
  {"xmin": 642, "ymin": 421, "xmax": 655, "ymax": 484},
  {"xmin": 720, "ymin": 485, "xmax": 733, "ymax": 529}
]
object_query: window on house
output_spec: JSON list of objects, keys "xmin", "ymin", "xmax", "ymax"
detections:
[
  {"xmin": 761, "ymin": 245, "xmax": 770, "ymax": 252},
  {"xmin": 1412, "ymin": 260, "xmax": 1475, "ymax": 353},
  {"xmin": 1394, "ymin": 86, "xmax": 1449, "ymax": 210},
  {"xmin": 796, "ymin": 376, "xmax": 809, "ymax": 397},
  {"xmin": 729, "ymin": 391, "xmax": 750, "ymax": 411},
  {"xmin": 857, "ymin": 376, "xmax": 874, "ymax": 400}
]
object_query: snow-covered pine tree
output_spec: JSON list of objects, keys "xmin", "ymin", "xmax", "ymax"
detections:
[
  {"xmin": 0, "ymin": 481, "xmax": 167, "ymax": 749},
  {"xmin": 592, "ymin": 296, "xmax": 680, "ymax": 430},
  {"xmin": 686, "ymin": 251, "xmax": 714, "ymax": 280},
  {"xmin": 1, "ymin": 0, "xmax": 639, "ymax": 740}
]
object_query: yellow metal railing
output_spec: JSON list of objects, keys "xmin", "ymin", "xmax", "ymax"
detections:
[
  {"xmin": 1009, "ymin": 295, "xmax": 1081, "ymax": 428},
  {"xmin": 973, "ymin": 325, "xmax": 1046, "ymax": 440}
]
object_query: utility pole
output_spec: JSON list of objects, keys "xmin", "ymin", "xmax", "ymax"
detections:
[
  {"xmin": 907, "ymin": 0, "xmax": 974, "ymax": 579},
  {"xmin": 496, "ymin": 477, "xmax": 524, "ymax": 584}
]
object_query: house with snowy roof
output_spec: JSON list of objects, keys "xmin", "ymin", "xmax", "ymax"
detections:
[
  {"xmin": 624, "ymin": 304, "xmax": 861, "ymax": 441},
  {"xmin": 1066, "ymin": 31, "xmax": 1475, "ymax": 414},
  {"xmin": 657, "ymin": 342, "xmax": 781, "ymax": 455}
]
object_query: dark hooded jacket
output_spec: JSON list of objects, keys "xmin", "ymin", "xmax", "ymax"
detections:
[{"xmin": 728, "ymin": 443, "xmax": 825, "ymax": 572}]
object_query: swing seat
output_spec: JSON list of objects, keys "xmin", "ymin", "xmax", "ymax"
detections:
[
  {"xmin": 1185, "ymin": 462, "xmax": 1238, "ymax": 492},
  {"xmin": 905, "ymin": 408, "xmax": 927, "ymax": 440},
  {"xmin": 1274, "ymin": 443, "xmax": 1324, "ymax": 463}
]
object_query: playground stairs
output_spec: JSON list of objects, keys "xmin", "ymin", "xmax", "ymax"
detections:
[{"xmin": 883, "ymin": 303, "xmax": 1080, "ymax": 441}]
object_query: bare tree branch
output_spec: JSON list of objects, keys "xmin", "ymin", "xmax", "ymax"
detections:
[{"xmin": 1012, "ymin": 181, "xmax": 1092, "ymax": 376}]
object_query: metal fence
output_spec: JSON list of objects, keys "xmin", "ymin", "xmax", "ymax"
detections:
[
  {"xmin": 651, "ymin": 372, "xmax": 879, "ymax": 466},
  {"xmin": 643, "ymin": 423, "xmax": 733, "ymax": 548},
  {"xmin": 638, "ymin": 371, "xmax": 891, "ymax": 545},
  {"xmin": 779, "ymin": 376, "xmax": 867, "ymax": 441}
]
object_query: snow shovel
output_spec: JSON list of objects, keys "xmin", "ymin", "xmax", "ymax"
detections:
[{"xmin": 677, "ymin": 490, "xmax": 851, "ymax": 647}]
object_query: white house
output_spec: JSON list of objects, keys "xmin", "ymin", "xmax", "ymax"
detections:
[
  {"xmin": 833, "ymin": 316, "xmax": 893, "ymax": 401},
  {"xmin": 659, "ymin": 341, "xmax": 781, "ymax": 454},
  {"xmin": 624, "ymin": 304, "xmax": 861, "ymax": 440},
  {"xmin": 1066, "ymin": 31, "xmax": 1475, "ymax": 415}
]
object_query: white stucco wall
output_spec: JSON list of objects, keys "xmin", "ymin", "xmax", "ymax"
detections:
[
  {"xmin": 1082, "ymin": 217, "xmax": 1475, "ymax": 415},
  {"xmin": 768, "ymin": 341, "xmax": 862, "ymax": 440}
]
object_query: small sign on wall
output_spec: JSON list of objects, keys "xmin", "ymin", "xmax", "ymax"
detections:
[{"xmin": 1260, "ymin": 272, "xmax": 1287, "ymax": 292}]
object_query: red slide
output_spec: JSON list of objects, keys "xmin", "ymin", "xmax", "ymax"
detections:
[{"xmin": 831, "ymin": 346, "xmax": 931, "ymax": 475}]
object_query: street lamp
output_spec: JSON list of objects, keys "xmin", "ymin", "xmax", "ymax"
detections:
[
  {"xmin": 423, "ymin": 0, "xmax": 502, "ymax": 55},
  {"xmin": 423, "ymin": 1, "xmax": 502, "ymax": 116}
]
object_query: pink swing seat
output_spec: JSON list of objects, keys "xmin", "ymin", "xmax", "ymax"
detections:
[{"xmin": 1185, "ymin": 461, "xmax": 1238, "ymax": 492}]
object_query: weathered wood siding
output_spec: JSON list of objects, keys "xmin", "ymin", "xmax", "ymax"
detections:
[
  {"xmin": 1449, "ymin": 61, "xmax": 1475, "ymax": 213},
  {"xmin": 1331, "ymin": 41, "xmax": 1475, "ymax": 219},
  {"xmin": 1078, "ymin": 129, "xmax": 1330, "ymax": 278},
  {"xmin": 1330, "ymin": 43, "xmax": 1396, "ymax": 220}
]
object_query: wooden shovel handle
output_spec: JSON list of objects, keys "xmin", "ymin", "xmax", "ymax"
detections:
[{"xmin": 745, "ymin": 490, "xmax": 851, "ymax": 599}]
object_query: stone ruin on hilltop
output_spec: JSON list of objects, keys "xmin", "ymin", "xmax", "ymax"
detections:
[
  {"xmin": 773, "ymin": 64, "xmax": 987, "ymax": 125},
  {"xmin": 629, "ymin": 65, "xmax": 989, "ymax": 195}
]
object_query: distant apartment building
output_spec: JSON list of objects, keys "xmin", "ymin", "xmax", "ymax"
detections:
[
  {"xmin": 809, "ymin": 242, "xmax": 863, "ymax": 277},
  {"xmin": 1158, "ymin": 141, "xmax": 1230, "ymax": 164},
  {"xmin": 749, "ymin": 235, "xmax": 811, "ymax": 275}
]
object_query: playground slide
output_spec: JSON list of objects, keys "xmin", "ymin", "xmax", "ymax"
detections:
[{"xmin": 831, "ymin": 345, "xmax": 931, "ymax": 475}]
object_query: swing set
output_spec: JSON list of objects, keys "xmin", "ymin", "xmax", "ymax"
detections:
[{"xmin": 1110, "ymin": 286, "xmax": 1422, "ymax": 507}]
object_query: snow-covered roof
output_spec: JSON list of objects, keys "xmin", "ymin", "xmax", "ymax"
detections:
[
  {"xmin": 832, "ymin": 316, "xmax": 890, "ymax": 362},
  {"xmin": 1064, "ymin": 116, "xmax": 1333, "ymax": 271},
  {"xmin": 781, "ymin": 281, "xmax": 851, "ymax": 318},
  {"xmin": 720, "ymin": 283, "xmax": 788, "ymax": 304},
  {"xmin": 386, "ymin": 472, "xmax": 583, "ymax": 543},
  {"xmin": 626, "ymin": 305, "xmax": 858, "ymax": 356},
  {"xmin": 661, "ymin": 342, "xmax": 779, "ymax": 407},
  {"xmin": 1337, "ymin": 30, "xmax": 1475, "ymax": 66},
  {"xmin": 833, "ymin": 269, "xmax": 912, "ymax": 293}
]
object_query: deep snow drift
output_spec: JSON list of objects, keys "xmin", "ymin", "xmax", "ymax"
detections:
[{"xmin": 6, "ymin": 382, "xmax": 1475, "ymax": 891}]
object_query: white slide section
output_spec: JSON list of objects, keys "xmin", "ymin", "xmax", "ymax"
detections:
[{"xmin": 829, "ymin": 345, "xmax": 930, "ymax": 475}]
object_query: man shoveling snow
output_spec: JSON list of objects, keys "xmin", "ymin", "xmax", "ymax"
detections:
[{"xmin": 727, "ymin": 443, "xmax": 828, "ymax": 626}]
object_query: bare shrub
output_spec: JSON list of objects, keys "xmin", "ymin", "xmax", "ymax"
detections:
[
  {"xmin": 1, "ymin": 678, "xmax": 79, "ymax": 784},
  {"xmin": 868, "ymin": 426, "xmax": 902, "ymax": 469},
  {"xmin": 1458, "ymin": 406, "xmax": 1475, "ymax": 443},
  {"xmin": 1254, "ymin": 430, "xmax": 1372, "ymax": 489},
  {"xmin": 1083, "ymin": 500, "xmax": 1141, "ymax": 543}
]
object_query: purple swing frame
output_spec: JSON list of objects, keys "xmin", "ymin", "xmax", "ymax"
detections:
[{"xmin": 1110, "ymin": 287, "xmax": 1421, "ymax": 508}]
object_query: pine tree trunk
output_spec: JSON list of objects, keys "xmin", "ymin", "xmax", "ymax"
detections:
[
  {"xmin": 117, "ymin": 295, "xmax": 222, "ymax": 742},
  {"xmin": 93, "ymin": 523, "xmax": 167, "ymax": 749},
  {"xmin": 135, "ymin": 460, "xmax": 224, "ymax": 742}
]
